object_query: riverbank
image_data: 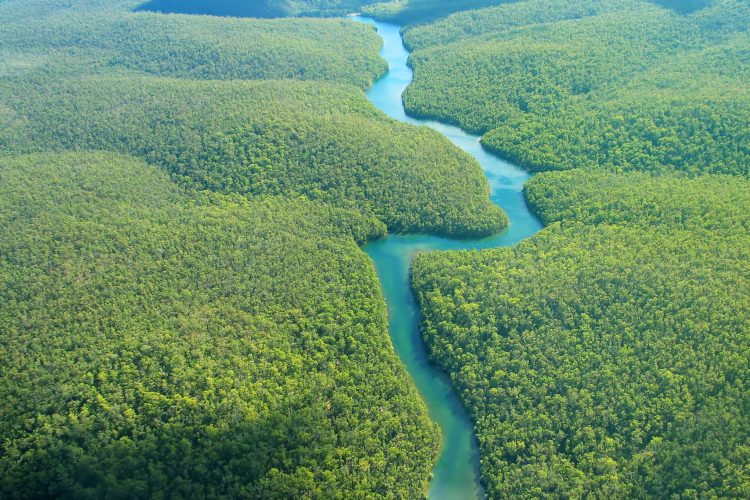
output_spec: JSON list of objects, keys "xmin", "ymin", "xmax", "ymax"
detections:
[{"xmin": 354, "ymin": 16, "xmax": 543, "ymax": 499}]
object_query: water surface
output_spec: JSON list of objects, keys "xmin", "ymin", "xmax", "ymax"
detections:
[{"xmin": 355, "ymin": 17, "xmax": 543, "ymax": 499}]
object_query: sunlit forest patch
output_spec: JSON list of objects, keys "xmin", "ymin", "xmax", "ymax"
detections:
[
  {"xmin": 414, "ymin": 170, "xmax": 750, "ymax": 497},
  {"xmin": 403, "ymin": 0, "xmax": 750, "ymax": 176}
]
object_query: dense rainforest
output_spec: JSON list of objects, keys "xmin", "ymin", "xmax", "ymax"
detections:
[
  {"xmin": 134, "ymin": 0, "xmax": 517, "ymax": 24},
  {"xmin": 0, "ymin": 76, "xmax": 504, "ymax": 237},
  {"xmin": 135, "ymin": 0, "xmax": 375, "ymax": 18},
  {"xmin": 0, "ymin": 0, "xmax": 508, "ymax": 496},
  {"xmin": 414, "ymin": 170, "xmax": 750, "ymax": 497},
  {"xmin": 402, "ymin": 0, "xmax": 750, "ymax": 176},
  {"xmin": 0, "ymin": 0, "xmax": 505, "ymax": 237},
  {"xmin": 0, "ymin": 151, "xmax": 441, "ymax": 497},
  {"xmin": 408, "ymin": 1, "xmax": 750, "ymax": 497},
  {"xmin": 3, "ymin": 0, "xmax": 749, "ymax": 497},
  {"xmin": 0, "ymin": 1, "xmax": 386, "ymax": 87},
  {"xmin": 377, "ymin": 0, "xmax": 711, "ymax": 24}
]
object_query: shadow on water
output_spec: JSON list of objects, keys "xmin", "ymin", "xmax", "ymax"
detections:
[{"xmin": 354, "ymin": 16, "xmax": 543, "ymax": 499}]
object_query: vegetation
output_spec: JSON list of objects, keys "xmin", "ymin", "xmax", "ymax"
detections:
[
  {"xmin": 0, "ymin": 6, "xmax": 386, "ymax": 87},
  {"xmin": 407, "ymin": 1, "xmax": 750, "ymax": 497},
  {"xmin": 0, "ymin": 75, "xmax": 505, "ymax": 237},
  {"xmin": 413, "ymin": 169, "xmax": 750, "ymax": 497},
  {"xmin": 652, "ymin": 0, "xmax": 716, "ymax": 14},
  {"xmin": 402, "ymin": 0, "xmax": 635, "ymax": 51},
  {"xmin": 0, "ymin": 151, "xmax": 440, "ymax": 497},
  {"xmin": 525, "ymin": 170, "xmax": 750, "ymax": 231},
  {"xmin": 0, "ymin": 0, "xmax": 511, "ymax": 496},
  {"xmin": 402, "ymin": 0, "xmax": 750, "ymax": 176},
  {"xmin": 136, "ymin": 0, "xmax": 382, "ymax": 18},
  {"xmin": 5, "ymin": 0, "xmax": 748, "ymax": 497},
  {"xmin": 225, "ymin": 0, "xmax": 720, "ymax": 24}
]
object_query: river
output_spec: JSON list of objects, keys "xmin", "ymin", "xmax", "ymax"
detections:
[{"xmin": 353, "ymin": 17, "xmax": 543, "ymax": 499}]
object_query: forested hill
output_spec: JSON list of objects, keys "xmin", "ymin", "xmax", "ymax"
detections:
[
  {"xmin": 0, "ymin": 0, "xmax": 505, "ymax": 237},
  {"xmin": 0, "ymin": 2, "xmax": 386, "ymax": 87},
  {"xmin": 525, "ymin": 170, "xmax": 750, "ymax": 231},
  {"xmin": 0, "ymin": 152, "xmax": 439, "ymax": 497},
  {"xmin": 402, "ymin": 0, "xmax": 750, "ymax": 176},
  {"xmin": 135, "ymin": 0, "xmax": 373, "ymax": 18},
  {"xmin": 413, "ymin": 170, "xmax": 750, "ymax": 497},
  {"xmin": 132, "ymin": 0, "xmax": 517, "ymax": 23},
  {"xmin": 366, "ymin": 0, "xmax": 717, "ymax": 24},
  {"xmin": 363, "ymin": 0, "xmax": 515, "ymax": 24},
  {"xmin": 403, "ymin": 0, "xmax": 728, "ymax": 51},
  {"xmin": 0, "ymin": 76, "xmax": 504, "ymax": 237}
]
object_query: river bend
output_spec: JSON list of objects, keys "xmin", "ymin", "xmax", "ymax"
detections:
[{"xmin": 355, "ymin": 17, "xmax": 543, "ymax": 499}]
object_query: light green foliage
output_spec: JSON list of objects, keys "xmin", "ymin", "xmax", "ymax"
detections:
[
  {"xmin": 0, "ymin": 76, "xmax": 505, "ymax": 237},
  {"xmin": 413, "ymin": 169, "xmax": 750, "ymax": 497},
  {"xmin": 481, "ymin": 50, "xmax": 750, "ymax": 175},
  {"xmin": 0, "ymin": 151, "xmax": 438, "ymax": 497},
  {"xmin": 106, "ymin": 15, "xmax": 386, "ymax": 86},
  {"xmin": 525, "ymin": 169, "xmax": 750, "ymax": 231},
  {"xmin": 402, "ymin": 0, "xmax": 635, "ymax": 50},
  {"xmin": 402, "ymin": 0, "xmax": 750, "ymax": 175}
]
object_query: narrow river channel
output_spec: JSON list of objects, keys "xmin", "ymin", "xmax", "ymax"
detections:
[{"xmin": 353, "ymin": 17, "xmax": 544, "ymax": 499}]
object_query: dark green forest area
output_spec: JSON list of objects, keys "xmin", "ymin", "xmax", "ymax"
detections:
[
  {"xmin": 403, "ymin": 0, "xmax": 750, "ymax": 175},
  {"xmin": 0, "ymin": 152, "xmax": 439, "ymax": 497},
  {"xmin": 135, "ymin": 0, "xmax": 374, "ymax": 18},
  {"xmin": 133, "ymin": 0, "xmax": 516, "ymax": 24},
  {"xmin": 414, "ymin": 171, "xmax": 750, "ymax": 497},
  {"xmin": 325, "ymin": 0, "xmax": 711, "ymax": 25},
  {"xmin": 364, "ymin": 0, "xmax": 513, "ymax": 24}
]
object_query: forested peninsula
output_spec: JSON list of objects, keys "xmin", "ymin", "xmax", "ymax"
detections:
[
  {"xmin": 414, "ymin": 171, "xmax": 750, "ymax": 496},
  {"xmin": 403, "ymin": 0, "xmax": 750, "ymax": 176}
]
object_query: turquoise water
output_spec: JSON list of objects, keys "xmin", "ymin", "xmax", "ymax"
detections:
[{"xmin": 354, "ymin": 17, "xmax": 543, "ymax": 499}]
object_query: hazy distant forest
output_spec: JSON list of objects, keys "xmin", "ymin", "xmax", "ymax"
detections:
[{"xmin": 1, "ymin": 0, "xmax": 747, "ymax": 498}]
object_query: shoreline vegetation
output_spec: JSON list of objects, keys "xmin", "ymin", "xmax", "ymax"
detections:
[{"xmin": 401, "ymin": 0, "xmax": 750, "ymax": 177}]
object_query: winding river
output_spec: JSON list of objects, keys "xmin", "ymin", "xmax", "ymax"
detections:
[{"xmin": 354, "ymin": 17, "xmax": 543, "ymax": 499}]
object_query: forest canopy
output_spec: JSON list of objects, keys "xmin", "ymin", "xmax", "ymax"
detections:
[
  {"xmin": 402, "ymin": 0, "xmax": 750, "ymax": 176},
  {"xmin": 0, "ymin": 0, "xmax": 509, "ymax": 496},
  {"xmin": 0, "ymin": 6, "xmax": 386, "ymax": 87},
  {"xmin": 136, "ymin": 0, "xmax": 375, "ymax": 17},
  {"xmin": 0, "ymin": 75, "xmax": 505, "ymax": 237},
  {"xmin": 3, "ymin": 0, "xmax": 748, "ymax": 497},
  {"xmin": 413, "ymin": 169, "xmax": 750, "ymax": 497},
  {"xmin": 408, "ymin": 1, "xmax": 750, "ymax": 497},
  {"xmin": 0, "ymin": 151, "xmax": 441, "ymax": 498}
]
